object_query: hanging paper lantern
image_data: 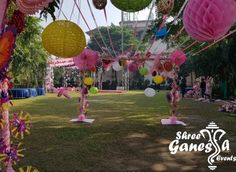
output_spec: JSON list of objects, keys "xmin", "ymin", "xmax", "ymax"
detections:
[
  {"xmin": 10, "ymin": 112, "xmax": 32, "ymax": 139},
  {"xmin": 16, "ymin": 0, "xmax": 53, "ymax": 15},
  {"xmin": 19, "ymin": 166, "xmax": 39, "ymax": 172},
  {"xmin": 128, "ymin": 62, "xmax": 139, "ymax": 72},
  {"xmin": 183, "ymin": 0, "xmax": 236, "ymax": 42},
  {"xmin": 152, "ymin": 70, "xmax": 157, "ymax": 77},
  {"xmin": 170, "ymin": 50, "xmax": 186, "ymax": 66},
  {"xmin": 0, "ymin": 31, "xmax": 15, "ymax": 70},
  {"xmin": 73, "ymin": 48, "xmax": 99, "ymax": 71},
  {"xmin": 144, "ymin": 88, "xmax": 156, "ymax": 97},
  {"xmin": 157, "ymin": 0, "xmax": 175, "ymax": 15},
  {"xmin": 89, "ymin": 87, "xmax": 98, "ymax": 94},
  {"xmin": 111, "ymin": 0, "xmax": 152, "ymax": 12},
  {"xmin": 153, "ymin": 75, "xmax": 164, "ymax": 84},
  {"xmin": 112, "ymin": 61, "xmax": 123, "ymax": 71},
  {"xmin": 139, "ymin": 67, "xmax": 149, "ymax": 76},
  {"xmin": 42, "ymin": 20, "xmax": 86, "ymax": 58},
  {"xmin": 93, "ymin": 0, "xmax": 107, "ymax": 10},
  {"xmin": 163, "ymin": 61, "xmax": 173, "ymax": 72},
  {"xmin": 84, "ymin": 77, "xmax": 94, "ymax": 86}
]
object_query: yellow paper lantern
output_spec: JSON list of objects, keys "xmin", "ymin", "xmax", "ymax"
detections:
[
  {"xmin": 84, "ymin": 77, "xmax": 94, "ymax": 86},
  {"xmin": 153, "ymin": 75, "xmax": 164, "ymax": 84},
  {"xmin": 42, "ymin": 20, "xmax": 86, "ymax": 58}
]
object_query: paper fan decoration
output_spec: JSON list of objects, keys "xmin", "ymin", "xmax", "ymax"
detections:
[
  {"xmin": 19, "ymin": 166, "xmax": 39, "ymax": 172},
  {"xmin": 0, "ymin": 31, "xmax": 15, "ymax": 70},
  {"xmin": 157, "ymin": 0, "xmax": 174, "ymax": 15},
  {"xmin": 183, "ymin": 0, "xmax": 236, "ymax": 42},
  {"xmin": 42, "ymin": 20, "xmax": 86, "ymax": 58},
  {"xmin": 0, "ymin": 142, "xmax": 24, "ymax": 165},
  {"xmin": 16, "ymin": 0, "xmax": 53, "ymax": 15},
  {"xmin": 111, "ymin": 0, "xmax": 152, "ymax": 12},
  {"xmin": 93, "ymin": 0, "xmax": 107, "ymax": 10},
  {"xmin": 10, "ymin": 112, "xmax": 32, "ymax": 139},
  {"xmin": 170, "ymin": 50, "xmax": 186, "ymax": 66},
  {"xmin": 73, "ymin": 48, "xmax": 99, "ymax": 70}
]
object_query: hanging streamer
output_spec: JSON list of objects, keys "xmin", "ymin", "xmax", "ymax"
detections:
[
  {"xmin": 192, "ymin": 29, "xmax": 236, "ymax": 56},
  {"xmin": 74, "ymin": 0, "xmax": 105, "ymax": 54},
  {"xmin": 86, "ymin": 0, "xmax": 113, "ymax": 57}
]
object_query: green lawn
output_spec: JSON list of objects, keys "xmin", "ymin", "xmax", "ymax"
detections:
[{"xmin": 10, "ymin": 91, "xmax": 236, "ymax": 171}]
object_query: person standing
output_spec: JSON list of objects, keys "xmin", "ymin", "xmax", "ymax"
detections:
[
  {"xmin": 200, "ymin": 78, "xmax": 206, "ymax": 98},
  {"xmin": 180, "ymin": 77, "xmax": 187, "ymax": 98}
]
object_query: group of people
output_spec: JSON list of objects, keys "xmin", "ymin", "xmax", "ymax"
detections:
[{"xmin": 180, "ymin": 76, "xmax": 213, "ymax": 100}]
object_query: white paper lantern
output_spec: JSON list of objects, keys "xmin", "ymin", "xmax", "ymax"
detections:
[
  {"xmin": 112, "ymin": 61, "xmax": 123, "ymax": 71},
  {"xmin": 144, "ymin": 88, "xmax": 156, "ymax": 97}
]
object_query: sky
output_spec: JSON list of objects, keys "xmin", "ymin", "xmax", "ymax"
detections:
[{"xmin": 40, "ymin": 0, "xmax": 154, "ymax": 35}]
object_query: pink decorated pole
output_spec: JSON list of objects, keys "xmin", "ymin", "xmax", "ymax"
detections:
[{"xmin": 0, "ymin": 79, "xmax": 14, "ymax": 172}]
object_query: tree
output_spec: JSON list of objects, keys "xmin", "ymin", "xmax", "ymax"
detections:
[
  {"xmin": 10, "ymin": 16, "xmax": 49, "ymax": 88},
  {"xmin": 87, "ymin": 24, "xmax": 140, "ymax": 56}
]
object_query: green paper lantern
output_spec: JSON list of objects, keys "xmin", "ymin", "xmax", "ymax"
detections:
[
  {"xmin": 139, "ymin": 67, "xmax": 149, "ymax": 76},
  {"xmin": 90, "ymin": 87, "xmax": 98, "ymax": 94},
  {"xmin": 111, "ymin": 0, "xmax": 152, "ymax": 12}
]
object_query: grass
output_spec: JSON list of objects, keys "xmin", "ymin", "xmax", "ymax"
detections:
[{"xmin": 9, "ymin": 91, "xmax": 236, "ymax": 171}]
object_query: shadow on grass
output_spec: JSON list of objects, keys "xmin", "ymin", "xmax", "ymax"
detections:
[{"xmin": 9, "ymin": 92, "xmax": 236, "ymax": 171}]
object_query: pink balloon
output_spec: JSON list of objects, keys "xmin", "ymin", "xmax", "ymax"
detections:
[
  {"xmin": 73, "ymin": 48, "xmax": 99, "ymax": 70},
  {"xmin": 170, "ymin": 50, "xmax": 186, "ymax": 66},
  {"xmin": 128, "ymin": 62, "xmax": 139, "ymax": 72},
  {"xmin": 183, "ymin": 0, "xmax": 236, "ymax": 42}
]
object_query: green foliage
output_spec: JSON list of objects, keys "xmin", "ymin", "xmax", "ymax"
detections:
[
  {"xmin": 40, "ymin": 0, "xmax": 60, "ymax": 21},
  {"xmin": 11, "ymin": 91, "xmax": 236, "ymax": 171},
  {"xmin": 87, "ymin": 24, "xmax": 140, "ymax": 56},
  {"xmin": 53, "ymin": 67, "xmax": 64, "ymax": 87},
  {"xmin": 11, "ymin": 16, "xmax": 49, "ymax": 88},
  {"xmin": 180, "ymin": 34, "xmax": 236, "ymax": 98}
]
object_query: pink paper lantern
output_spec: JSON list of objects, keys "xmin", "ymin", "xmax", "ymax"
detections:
[
  {"xmin": 128, "ymin": 62, "xmax": 139, "ymax": 72},
  {"xmin": 16, "ymin": 0, "xmax": 53, "ymax": 15},
  {"xmin": 183, "ymin": 0, "xmax": 236, "ymax": 42},
  {"xmin": 73, "ymin": 49, "xmax": 99, "ymax": 70},
  {"xmin": 170, "ymin": 50, "xmax": 186, "ymax": 66}
]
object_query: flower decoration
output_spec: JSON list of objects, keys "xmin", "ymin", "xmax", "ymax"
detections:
[
  {"xmin": 0, "ymin": 142, "xmax": 24, "ymax": 165},
  {"xmin": 93, "ymin": 0, "xmax": 107, "ymax": 10},
  {"xmin": 7, "ymin": 10, "xmax": 25, "ymax": 34},
  {"xmin": 0, "ymin": 31, "xmax": 15, "ymax": 70},
  {"xmin": 10, "ymin": 112, "xmax": 32, "ymax": 139}
]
